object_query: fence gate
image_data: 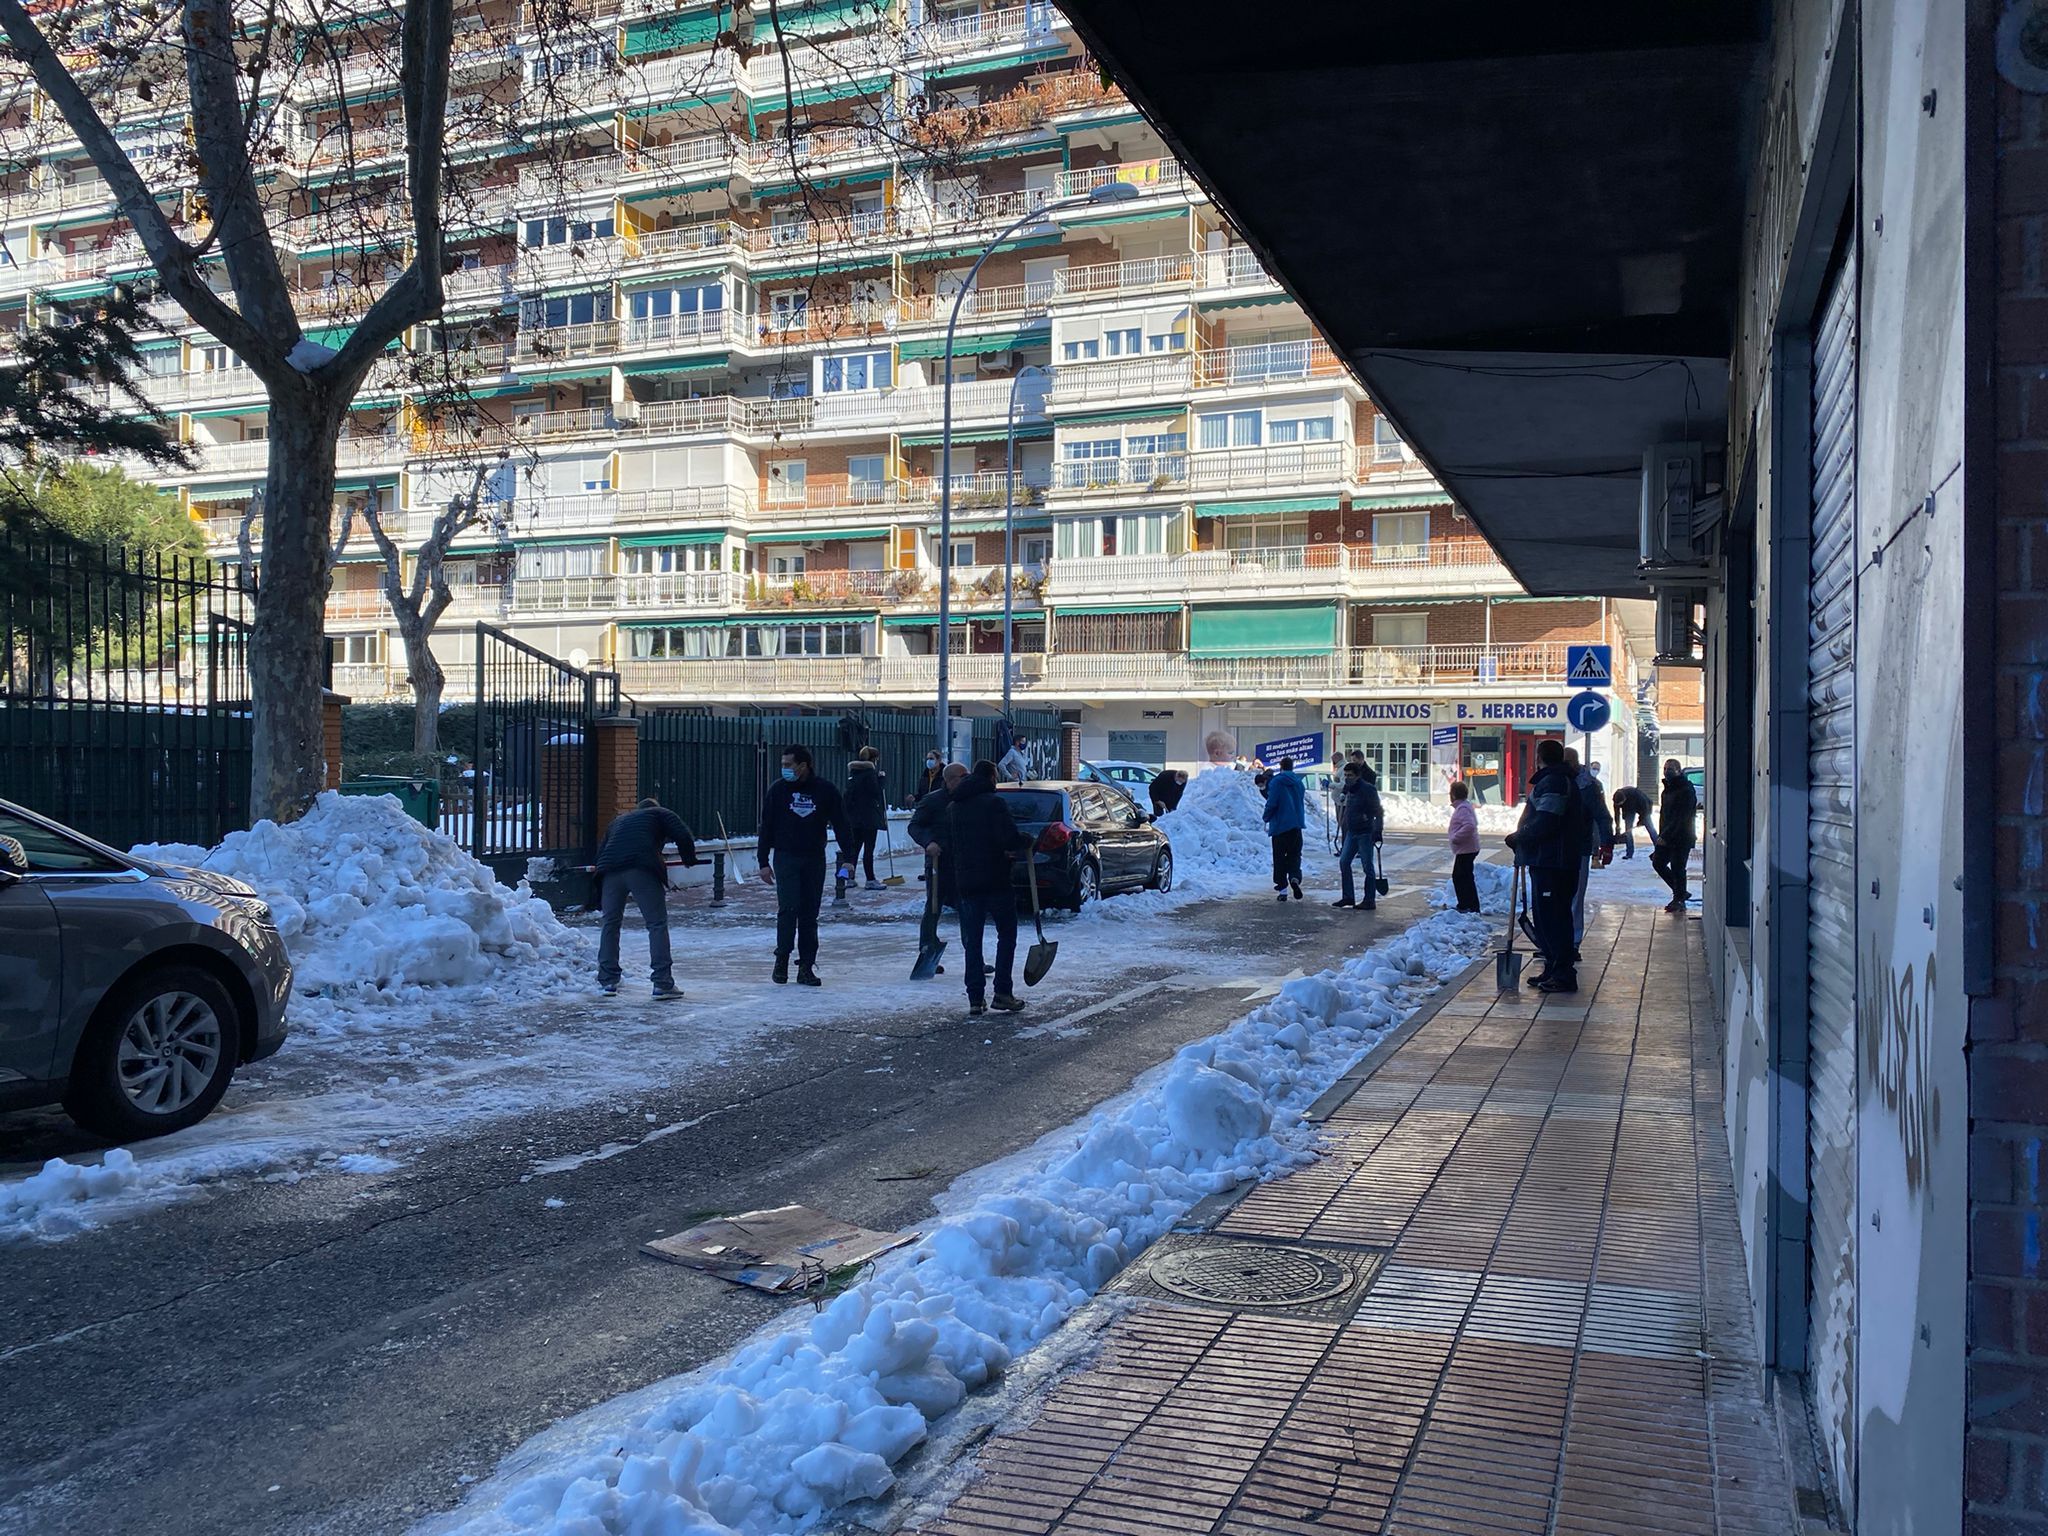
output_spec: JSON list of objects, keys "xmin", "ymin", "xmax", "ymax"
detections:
[
  {"xmin": 0, "ymin": 534, "xmax": 254, "ymax": 850},
  {"xmin": 465, "ymin": 623, "xmax": 620, "ymax": 876}
]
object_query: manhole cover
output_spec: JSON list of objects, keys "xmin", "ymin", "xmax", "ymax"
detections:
[
  {"xmin": 1106, "ymin": 1233, "xmax": 1386, "ymax": 1317},
  {"xmin": 1149, "ymin": 1242, "xmax": 1357, "ymax": 1307}
]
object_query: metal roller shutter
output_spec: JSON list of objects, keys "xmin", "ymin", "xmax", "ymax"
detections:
[{"xmin": 1806, "ymin": 248, "xmax": 1859, "ymax": 1516}]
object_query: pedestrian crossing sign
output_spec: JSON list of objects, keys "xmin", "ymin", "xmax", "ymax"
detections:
[{"xmin": 1565, "ymin": 645, "xmax": 1613, "ymax": 688}]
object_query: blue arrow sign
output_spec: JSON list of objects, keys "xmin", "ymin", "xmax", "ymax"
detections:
[
  {"xmin": 1565, "ymin": 644, "xmax": 1612, "ymax": 687},
  {"xmin": 1566, "ymin": 691, "xmax": 1612, "ymax": 733}
]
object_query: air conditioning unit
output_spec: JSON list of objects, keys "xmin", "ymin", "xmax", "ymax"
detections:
[
  {"xmin": 1016, "ymin": 653, "xmax": 1045, "ymax": 679},
  {"xmin": 1639, "ymin": 442, "xmax": 1713, "ymax": 575},
  {"xmin": 1654, "ymin": 585, "xmax": 1704, "ymax": 666},
  {"xmin": 612, "ymin": 400, "xmax": 641, "ymax": 424}
]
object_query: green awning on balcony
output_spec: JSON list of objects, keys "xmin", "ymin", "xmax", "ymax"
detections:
[
  {"xmin": 772, "ymin": 0, "xmax": 883, "ymax": 36},
  {"xmin": 621, "ymin": 353, "xmax": 731, "ymax": 375},
  {"xmin": 1054, "ymin": 602, "xmax": 1183, "ymax": 616},
  {"xmin": 910, "ymin": 231, "xmax": 1062, "ymax": 263},
  {"xmin": 897, "ymin": 423, "xmax": 1053, "ymax": 448},
  {"xmin": 186, "ymin": 404, "xmax": 267, "ymax": 420},
  {"xmin": 623, "ymin": 3, "xmax": 730, "ymax": 57},
  {"xmin": 619, "ymin": 615, "xmax": 732, "ymax": 629},
  {"xmin": 922, "ymin": 43, "xmax": 1069, "ymax": 81},
  {"xmin": 1200, "ymin": 291, "xmax": 1289, "ymax": 310},
  {"xmin": 881, "ymin": 611, "xmax": 1022, "ymax": 627},
  {"xmin": 896, "ymin": 327, "xmax": 1048, "ymax": 360},
  {"xmin": 1192, "ymin": 496, "xmax": 1341, "ymax": 518},
  {"xmin": 1188, "ymin": 600, "xmax": 1337, "ymax": 658},
  {"xmin": 1350, "ymin": 488, "xmax": 1454, "ymax": 509},
  {"xmin": 749, "ymin": 167, "xmax": 890, "ymax": 200},
  {"xmin": 517, "ymin": 364, "xmax": 617, "ymax": 383},
  {"xmin": 747, "ymin": 527, "xmax": 887, "ymax": 543},
  {"xmin": 1058, "ymin": 207, "xmax": 1183, "ymax": 231},
  {"xmin": 618, "ymin": 530, "xmax": 729, "ymax": 546},
  {"xmin": 333, "ymin": 473, "xmax": 400, "ymax": 491},
  {"xmin": 301, "ymin": 325, "xmax": 402, "ymax": 353}
]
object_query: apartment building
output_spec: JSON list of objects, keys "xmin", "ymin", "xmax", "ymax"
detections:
[{"xmin": 2, "ymin": 0, "xmax": 1650, "ymax": 798}]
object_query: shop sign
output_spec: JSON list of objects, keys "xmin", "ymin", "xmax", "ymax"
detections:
[
  {"xmin": 1446, "ymin": 698, "xmax": 1568, "ymax": 725},
  {"xmin": 1324, "ymin": 701, "xmax": 1432, "ymax": 723}
]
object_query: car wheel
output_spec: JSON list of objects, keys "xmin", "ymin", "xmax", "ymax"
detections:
[
  {"xmin": 1069, "ymin": 861, "xmax": 1101, "ymax": 912},
  {"xmin": 1148, "ymin": 849, "xmax": 1173, "ymax": 892},
  {"xmin": 63, "ymin": 966, "xmax": 240, "ymax": 1141}
]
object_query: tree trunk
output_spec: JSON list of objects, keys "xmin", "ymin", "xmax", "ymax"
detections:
[
  {"xmin": 405, "ymin": 621, "xmax": 444, "ymax": 756},
  {"xmin": 248, "ymin": 398, "xmax": 343, "ymax": 823}
]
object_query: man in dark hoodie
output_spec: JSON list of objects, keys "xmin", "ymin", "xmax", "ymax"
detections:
[
  {"xmin": 593, "ymin": 796, "xmax": 697, "ymax": 998},
  {"xmin": 839, "ymin": 745, "xmax": 889, "ymax": 897},
  {"xmin": 924, "ymin": 759, "xmax": 1031, "ymax": 1016},
  {"xmin": 906, "ymin": 761, "xmax": 967, "ymax": 971},
  {"xmin": 1148, "ymin": 767, "xmax": 1187, "ymax": 816},
  {"xmin": 756, "ymin": 744, "xmax": 854, "ymax": 986},
  {"xmin": 1504, "ymin": 737, "xmax": 1586, "ymax": 992},
  {"xmin": 1652, "ymin": 758, "xmax": 1700, "ymax": 912}
]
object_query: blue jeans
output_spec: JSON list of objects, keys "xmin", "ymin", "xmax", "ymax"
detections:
[
  {"xmin": 956, "ymin": 892, "xmax": 1018, "ymax": 1002},
  {"xmin": 598, "ymin": 868, "xmax": 672, "ymax": 988},
  {"xmin": 1338, "ymin": 833, "xmax": 1375, "ymax": 906}
]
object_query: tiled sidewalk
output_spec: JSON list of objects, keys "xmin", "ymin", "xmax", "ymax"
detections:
[{"xmin": 910, "ymin": 903, "xmax": 1799, "ymax": 1536}]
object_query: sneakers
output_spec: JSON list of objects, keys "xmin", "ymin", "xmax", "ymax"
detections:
[
  {"xmin": 599, "ymin": 982, "xmax": 619, "ymax": 997},
  {"xmin": 1289, "ymin": 880, "xmax": 1303, "ymax": 901},
  {"xmin": 1538, "ymin": 975, "xmax": 1579, "ymax": 994},
  {"xmin": 1358, "ymin": 902, "xmax": 1376, "ymax": 912},
  {"xmin": 865, "ymin": 878, "xmax": 884, "ymax": 891},
  {"xmin": 1332, "ymin": 897, "xmax": 1355, "ymax": 908},
  {"xmin": 968, "ymin": 999, "xmax": 986, "ymax": 1016},
  {"xmin": 1525, "ymin": 969, "xmax": 1552, "ymax": 988},
  {"xmin": 651, "ymin": 983, "xmax": 685, "ymax": 1000},
  {"xmin": 772, "ymin": 958, "xmax": 789, "ymax": 984},
  {"xmin": 1663, "ymin": 898, "xmax": 1686, "ymax": 913},
  {"xmin": 1275, "ymin": 889, "xmax": 1288, "ymax": 901},
  {"xmin": 990, "ymin": 995, "xmax": 1025, "ymax": 1013},
  {"xmin": 796, "ymin": 965, "xmax": 822, "ymax": 987}
]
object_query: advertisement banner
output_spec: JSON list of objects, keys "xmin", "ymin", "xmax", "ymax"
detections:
[
  {"xmin": 1431, "ymin": 725, "xmax": 1462, "ymax": 791},
  {"xmin": 1251, "ymin": 731, "xmax": 1323, "ymax": 768}
]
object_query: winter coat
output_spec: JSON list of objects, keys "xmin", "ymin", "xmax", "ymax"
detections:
[
  {"xmin": 1578, "ymin": 772, "xmax": 1614, "ymax": 854},
  {"xmin": 1659, "ymin": 771, "xmax": 1700, "ymax": 849},
  {"xmin": 1447, "ymin": 801, "xmax": 1480, "ymax": 855},
  {"xmin": 1339, "ymin": 775, "xmax": 1382, "ymax": 839},
  {"xmin": 912, "ymin": 762, "xmax": 946, "ymax": 805},
  {"xmin": 932, "ymin": 772, "xmax": 1029, "ymax": 899},
  {"xmin": 1613, "ymin": 785, "xmax": 1653, "ymax": 820},
  {"xmin": 1149, "ymin": 769, "xmax": 1186, "ymax": 815},
  {"xmin": 843, "ymin": 760, "xmax": 888, "ymax": 835},
  {"xmin": 1509, "ymin": 762, "xmax": 1586, "ymax": 872},
  {"xmin": 594, "ymin": 805, "xmax": 696, "ymax": 877},
  {"xmin": 1262, "ymin": 769, "xmax": 1307, "ymax": 836},
  {"xmin": 756, "ymin": 773, "xmax": 853, "ymax": 869}
]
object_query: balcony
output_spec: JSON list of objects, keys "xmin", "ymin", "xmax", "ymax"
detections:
[
  {"xmin": 1192, "ymin": 337, "xmax": 1345, "ymax": 389},
  {"xmin": 614, "ymin": 641, "xmax": 1572, "ymax": 702},
  {"xmin": 1197, "ymin": 245, "xmax": 1280, "ymax": 294},
  {"xmin": 141, "ymin": 366, "xmax": 262, "ymax": 408},
  {"xmin": 1050, "ymin": 442, "xmax": 1355, "ymax": 499},
  {"xmin": 1051, "ymin": 157, "xmax": 1192, "ymax": 204},
  {"xmin": 743, "ymin": 36, "xmax": 893, "ymax": 100},
  {"xmin": 442, "ymin": 262, "xmax": 520, "ymax": 307},
  {"xmin": 621, "ymin": 220, "xmax": 743, "ymax": 270},
  {"xmin": 631, "ymin": 394, "xmax": 814, "ymax": 437},
  {"xmin": 810, "ymin": 373, "xmax": 1049, "ymax": 432},
  {"xmin": 906, "ymin": 3, "xmax": 1060, "ymax": 58},
  {"xmin": 1053, "ymin": 252, "xmax": 1197, "ymax": 302},
  {"xmin": 740, "ymin": 121, "xmax": 895, "ymax": 180},
  {"xmin": 618, "ymin": 131, "xmax": 735, "ymax": 189},
  {"xmin": 1047, "ymin": 353, "xmax": 1193, "ymax": 408},
  {"xmin": 745, "ymin": 569, "xmax": 910, "ymax": 612},
  {"xmin": 896, "ymin": 276, "xmax": 1056, "ymax": 329},
  {"xmin": 492, "ymin": 483, "xmax": 754, "ymax": 535},
  {"xmin": 188, "ymin": 439, "xmax": 273, "ymax": 476},
  {"xmin": 508, "ymin": 571, "xmax": 742, "ymax": 615},
  {"xmin": 1047, "ymin": 539, "xmax": 1514, "ymax": 603}
]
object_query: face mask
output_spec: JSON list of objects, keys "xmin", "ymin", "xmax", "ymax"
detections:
[
  {"xmin": 782, "ymin": 766, "xmax": 797, "ymax": 782},
  {"xmin": 927, "ymin": 759, "xmax": 939, "ymax": 770}
]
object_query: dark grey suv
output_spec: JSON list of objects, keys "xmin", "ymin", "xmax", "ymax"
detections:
[{"xmin": 0, "ymin": 799, "xmax": 291, "ymax": 1140}]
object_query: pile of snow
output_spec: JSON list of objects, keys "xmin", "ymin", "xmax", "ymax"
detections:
[
  {"xmin": 1429, "ymin": 857, "xmax": 1515, "ymax": 916},
  {"xmin": 1151, "ymin": 767, "xmax": 1320, "ymax": 895},
  {"xmin": 1, "ymin": 1151, "xmax": 155, "ymax": 1240},
  {"xmin": 134, "ymin": 791, "xmax": 593, "ymax": 1036},
  {"xmin": 1379, "ymin": 792, "xmax": 1521, "ymax": 834},
  {"xmin": 429, "ymin": 906, "xmax": 1497, "ymax": 1536}
]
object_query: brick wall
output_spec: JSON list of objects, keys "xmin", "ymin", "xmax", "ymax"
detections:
[{"xmin": 1971, "ymin": 65, "xmax": 2048, "ymax": 1534}]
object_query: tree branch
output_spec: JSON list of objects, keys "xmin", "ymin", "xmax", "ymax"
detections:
[
  {"xmin": 327, "ymin": 0, "xmax": 455, "ymax": 385},
  {"xmin": 0, "ymin": 0, "xmax": 272, "ymax": 370},
  {"xmin": 184, "ymin": 0, "xmax": 298, "ymax": 354}
]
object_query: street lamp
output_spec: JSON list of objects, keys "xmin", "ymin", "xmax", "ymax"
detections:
[
  {"xmin": 934, "ymin": 178, "xmax": 1142, "ymax": 762},
  {"xmin": 1000, "ymin": 361, "xmax": 1049, "ymax": 722}
]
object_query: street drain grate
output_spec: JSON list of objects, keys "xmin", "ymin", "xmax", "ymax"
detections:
[{"xmin": 1109, "ymin": 1234, "xmax": 1385, "ymax": 1319}]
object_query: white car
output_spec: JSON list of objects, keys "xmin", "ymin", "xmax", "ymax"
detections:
[{"xmin": 1077, "ymin": 760, "xmax": 1157, "ymax": 802}]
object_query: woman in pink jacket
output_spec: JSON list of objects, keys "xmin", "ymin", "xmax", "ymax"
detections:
[{"xmin": 1447, "ymin": 780, "xmax": 1482, "ymax": 912}]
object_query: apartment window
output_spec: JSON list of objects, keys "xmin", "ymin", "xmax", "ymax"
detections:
[
  {"xmin": 520, "ymin": 290, "xmax": 611, "ymax": 329},
  {"xmin": 768, "ymin": 552, "xmax": 807, "ymax": 581},
  {"xmin": 1061, "ymin": 338, "xmax": 1100, "ymax": 362},
  {"xmin": 767, "ymin": 460, "xmax": 807, "ymax": 503},
  {"xmin": 1061, "ymin": 436, "xmax": 1121, "ymax": 489},
  {"xmin": 515, "ymin": 544, "xmax": 607, "ymax": 580},
  {"xmin": 522, "ymin": 214, "xmax": 616, "ymax": 248},
  {"xmin": 1104, "ymin": 327, "xmax": 1141, "ymax": 357},
  {"xmin": 769, "ymin": 207, "xmax": 810, "ymax": 246},
  {"xmin": 139, "ymin": 346, "xmax": 182, "ymax": 378},
  {"xmin": 1223, "ymin": 515, "xmax": 1309, "ymax": 551},
  {"xmin": 335, "ymin": 632, "xmax": 384, "ymax": 665},
  {"xmin": 848, "ymin": 455, "xmax": 887, "ymax": 502},
  {"xmin": 819, "ymin": 349, "xmax": 891, "ymax": 394},
  {"xmin": 946, "ymin": 538, "xmax": 974, "ymax": 567},
  {"xmin": 196, "ymin": 345, "xmax": 231, "ymax": 373},
  {"xmin": 628, "ymin": 282, "xmax": 722, "ymax": 339},
  {"xmin": 1020, "ymin": 536, "xmax": 1051, "ymax": 567},
  {"xmin": 1055, "ymin": 610, "xmax": 1183, "ymax": 654},
  {"xmin": 1266, "ymin": 417, "xmax": 1334, "ymax": 444},
  {"xmin": 768, "ymin": 289, "xmax": 811, "ymax": 331},
  {"xmin": 623, "ymin": 543, "xmax": 720, "ymax": 574},
  {"xmin": 1114, "ymin": 513, "xmax": 1172, "ymax": 557},
  {"xmin": 1054, "ymin": 518, "xmax": 1104, "ymax": 560},
  {"xmin": 1146, "ymin": 331, "xmax": 1186, "ymax": 352},
  {"xmin": 1372, "ymin": 612, "xmax": 1428, "ymax": 648},
  {"xmin": 1372, "ymin": 512, "xmax": 1430, "ymax": 563},
  {"xmin": 1373, "ymin": 415, "xmax": 1406, "ymax": 461},
  {"xmin": 1197, "ymin": 410, "xmax": 1261, "ymax": 450},
  {"xmin": 531, "ymin": 44, "xmax": 603, "ymax": 80}
]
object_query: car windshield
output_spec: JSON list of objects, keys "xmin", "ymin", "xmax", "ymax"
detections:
[{"xmin": 997, "ymin": 789, "xmax": 1066, "ymax": 826}]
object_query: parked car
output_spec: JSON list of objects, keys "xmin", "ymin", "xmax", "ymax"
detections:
[
  {"xmin": 0, "ymin": 799, "xmax": 292, "ymax": 1140},
  {"xmin": 1077, "ymin": 759, "xmax": 1157, "ymax": 804},
  {"xmin": 995, "ymin": 781, "xmax": 1172, "ymax": 910}
]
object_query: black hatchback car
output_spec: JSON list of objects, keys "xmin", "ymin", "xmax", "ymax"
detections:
[{"xmin": 995, "ymin": 781, "xmax": 1172, "ymax": 909}]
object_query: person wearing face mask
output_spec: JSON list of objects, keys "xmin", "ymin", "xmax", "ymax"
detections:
[
  {"xmin": 912, "ymin": 751, "xmax": 947, "ymax": 806},
  {"xmin": 756, "ymin": 744, "xmax": 854, "ymax": 986}
]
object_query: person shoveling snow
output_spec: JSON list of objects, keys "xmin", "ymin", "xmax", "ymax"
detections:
[{"xmin": 134, "ymin": 791, "xmax": 593, "ymax": 1036}]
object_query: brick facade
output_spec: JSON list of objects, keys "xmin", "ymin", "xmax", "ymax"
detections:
[{"xmin": 1970, "ymin": 66, "xmax": 2048, "ymax": 1535}]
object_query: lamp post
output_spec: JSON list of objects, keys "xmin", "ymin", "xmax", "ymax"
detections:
[
  {"xmin": 1000, "ymin": 361, "xmax": 1049, "ymax": 723},
  {"xmin": 934, "ymin": 178, "xmax": 1141, "ymax": 762}
]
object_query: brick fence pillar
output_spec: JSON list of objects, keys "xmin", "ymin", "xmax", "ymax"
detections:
[
  {"xmin": 1059, "ymin": 721, "xmax": 1081, "ymax": 779},
  {"xmin": 321, "ymin": 690, "xmax": 350, "ymax": 791},
  {"xmin": 592, "ymin": 717, "xmax": 640, "ymax": 841}
]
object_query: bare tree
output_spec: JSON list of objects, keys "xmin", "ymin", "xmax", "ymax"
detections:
[{"xmin": 359, "ymin": 457, "xmax": 508, "ymax": 755}]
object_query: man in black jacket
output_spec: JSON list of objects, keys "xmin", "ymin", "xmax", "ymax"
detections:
[
  {"xmin": 1148, "ymin": 768, "xmax": 1187, "ymax": 816},
  {"xmin": 840, "ymin": 746, "xmax": 888, "ymax": 897},
  {"xmin": 1652, "ymin": 758, "xmax": 1700, "ymax": 912},
  {"xmin": 1333, "ymin": 762, "xmax": 1384, "ymax": 910},
  {"xmin": 1612, "ymin": 783, "xmax": 1655, "ymax": 858},
  {"xmin": 907, "ymin": 762, "xmax": 967, "ymax": 971},
  {"xmin": 593, "ymin": 797, "xmax": 697, "ymax": 998},
  {"xmin": 1504, "ymin": 738, "xmax": 1586, "ymax": 993},
  {"xmin": 924, "ymin": 760, "xmax": 1030, "ymax": 1016},
  {"xmin": 756, "ymin": 744, "xmax": 854, "ymax": 985}
]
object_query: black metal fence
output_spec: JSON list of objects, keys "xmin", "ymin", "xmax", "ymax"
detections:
[
  {"xmin": 637, "ymin": 707, "xmax": 1061, "ymax": 844},
  {"xmin": 0, "ymin": 532, "xmax": 254, "ymax": 849},
  {"xmin": 458, "ymin": 622, "xmax": 620, "ymax": 874}
]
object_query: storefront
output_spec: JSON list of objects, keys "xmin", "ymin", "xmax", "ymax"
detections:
[{"xmin": 1324, "ymin": 698, "xmax": 1575, "ymax": 806}]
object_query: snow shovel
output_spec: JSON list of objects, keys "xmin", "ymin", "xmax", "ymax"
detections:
[
  {"xmin": 910, "ymin": 867, "xmax": 947, "ymax": 980},
  {"xmin": 1497, "ymin": 860, "xmax": 1525, "ymax": 993},
  {"xmin": 1022, "ymin": 850, "xmax": 1058, "ymax": 986}
]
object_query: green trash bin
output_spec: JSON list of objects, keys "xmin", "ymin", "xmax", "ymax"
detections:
[{"xmin": 337, "ymin": 776, "xmax": 442, "ymax": 829}]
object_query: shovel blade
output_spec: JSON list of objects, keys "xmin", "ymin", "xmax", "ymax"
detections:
[
  {"xmin": 1496, "ymin": 949, "xmax": 1523, "ymax": 993},
  {"xmin": 1023, "ymin": 939, "xmax": 1057, "ymax": 987},
  {"xmin": 911, "ymin": 937, "xmax": 946, "ymax": 981}
]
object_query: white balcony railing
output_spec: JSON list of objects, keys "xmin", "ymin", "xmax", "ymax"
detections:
[
  {"xmin": 1054, "ymin": 253, "xmax": 1197, "ymax": 301},
  {"xmin": 1051, "ymin": 158, "xmax": 1190, "ymax": 203},
  {"xmin": 1199, "ymin": 245, "xmax": 1279, "ymax": 292},
  {"xmin": 1050, "ymin": 443, "xmax": 1355, "ymax": 497},
  {"xmin": 811, "ymin": 373, "xmax": 1049, "ymax": 431},
  {"xmin": 1046, "ymin": 540, "xmax": 1512, "ymax": 601},
  {"xmin": 906, "ymin": 3, "xmax": 1059, "ymax": 57}
]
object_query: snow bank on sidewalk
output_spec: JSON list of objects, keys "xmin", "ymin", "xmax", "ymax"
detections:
[
  {"xmin": 426, "ymin": 907, "xmax": 1496, "ymax": 1536},
  {"xmin": 134, "ymin": 792, "xmax": 592, "ymax": 1036},
  {"xmin": 1380, "ymin": 792, "xmax": 1520, "ymax": 834},
  {"xmin": 1429, "ymin": 858, "xmax": 1514, "ymax": 916}
]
